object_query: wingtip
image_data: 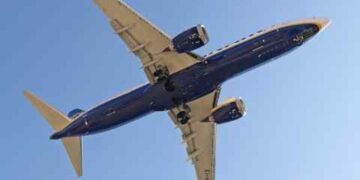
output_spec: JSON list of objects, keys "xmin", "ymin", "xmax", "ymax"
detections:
[
  {"xmin": 23, "ymin": 90, "xmax": 30, "ymax": 96},
  {"xmin": 76, "ymin": 171, "xmax": 83, "ymax": 177},
  {"xmin": 23, "ymin": 90, "xmax": 34, "ymax": 99},
  {"xmin": 74, "ymin": 161, "xmax": 83, "ymax": 177}
]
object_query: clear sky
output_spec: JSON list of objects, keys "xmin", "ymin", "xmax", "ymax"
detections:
[{"xmin": 1, "ymin": 0, "xmax": 359, "ymax": 179}]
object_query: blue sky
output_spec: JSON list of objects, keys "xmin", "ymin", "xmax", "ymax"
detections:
[{"xmin": 1, "ymin": 0, "xmax": 360, "ymax": 179}]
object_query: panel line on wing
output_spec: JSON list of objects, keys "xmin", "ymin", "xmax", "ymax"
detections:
[
  {"xmin": 111, "ymin": 20, "xmax": 135, "ymax": 34},
  {"xmin": 130, "ymin": 42, "xmax": 150, "ymax": 53}
]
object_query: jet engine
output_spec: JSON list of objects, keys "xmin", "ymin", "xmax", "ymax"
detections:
[
  {"xmin": 171, "ymin": 24, "xmax": 209, "ymax": 53},
  {"xmin": 207, "ymin": 98, "xmax": 246, "ymax": 124}
]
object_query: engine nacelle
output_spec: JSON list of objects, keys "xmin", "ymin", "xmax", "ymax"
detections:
[
  {"xmin": 208, "ymin": 98, "xmax": 246, "ymax": 124},
  {"xmin": 171, "ymin": 24, "xmax": 209, "ymax": 53}
]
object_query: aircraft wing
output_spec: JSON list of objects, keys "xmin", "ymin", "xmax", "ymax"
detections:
[
  {"xmin": 94, "ymin": 0, "xmax": 202, "ymax": 83},
  {"xmin": 168, "ymin": 88, "xmax": 221, "ymax": 180}
]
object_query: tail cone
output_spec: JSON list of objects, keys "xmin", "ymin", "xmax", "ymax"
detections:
[{"xmin": 50, "ymin": 131, "xmax": 64, "ymax": 140}]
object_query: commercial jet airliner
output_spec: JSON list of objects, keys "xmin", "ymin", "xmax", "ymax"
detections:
[{"xmin": 24, "ymin": 0, "xmax": 330, "ymax": 179}]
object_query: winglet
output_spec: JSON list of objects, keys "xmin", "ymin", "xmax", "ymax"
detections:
[{"xmin": 24, "ymin": 90, "xmax": 83, "ymax": 177}]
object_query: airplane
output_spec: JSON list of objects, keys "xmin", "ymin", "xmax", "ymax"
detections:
[{"xmin": 24, "ymin": 0, "xmax": 330, "ymax": 179}]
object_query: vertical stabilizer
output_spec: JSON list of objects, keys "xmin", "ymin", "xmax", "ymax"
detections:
[{"xmin": 24, "ymin": 91, "xmax": 83, "ymax": 176}]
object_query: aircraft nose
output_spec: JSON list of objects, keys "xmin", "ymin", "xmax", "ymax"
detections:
[{"xmin": 313, "ymin": 17, "xmax": 331, "ymax": 32}]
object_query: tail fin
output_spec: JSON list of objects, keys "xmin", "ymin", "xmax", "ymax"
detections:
[
  {"xmin": 68, "ymin": 108, "xmax": 85, "ymax": 119},
  {"xmin": 24, "ymin": 90, "xmax": 83, "ymax": 177}
]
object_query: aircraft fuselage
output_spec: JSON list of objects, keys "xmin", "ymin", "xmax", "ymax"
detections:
[{"xmin": 51, "ymin": 21, "xmax": 323, "ymax": 139}]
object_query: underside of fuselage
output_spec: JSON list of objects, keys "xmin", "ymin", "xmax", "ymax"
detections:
[
  {"xmin": 52, "ymin": 23, "xmax": 322, "ymax": 139},
  {"xmin": 204, "ymin": 24, "xmax": 320, "ymax": 81}
]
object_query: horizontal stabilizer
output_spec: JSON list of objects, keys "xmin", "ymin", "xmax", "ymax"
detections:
[
  {"xmin": 62, "ymin": 136, "xmax": 83, "ymax": 176},
  {"xmin": 24, "ymin": 91, "xmax": 83, "ymax": 176},
  {"xmin": 24, "ymin": 91, "xmax": 72, "ymax": 131}
]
